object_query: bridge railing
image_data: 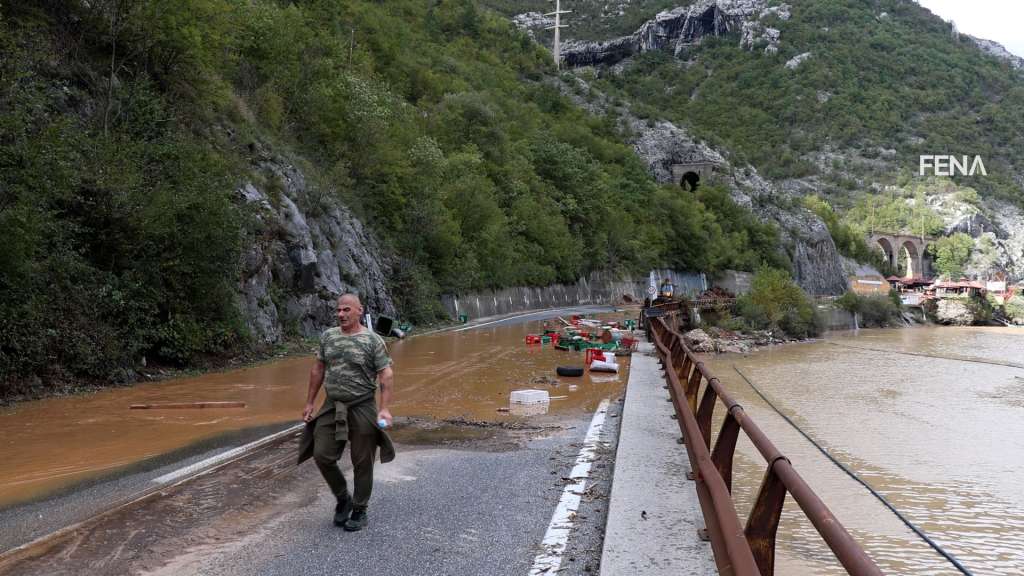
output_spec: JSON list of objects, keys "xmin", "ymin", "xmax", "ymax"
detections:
[{"xmin": 649, "ymin": 314, "xmax": 883, "ymax": 576}]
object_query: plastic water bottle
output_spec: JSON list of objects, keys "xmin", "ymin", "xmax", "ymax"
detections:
[{"xmin": 377, "ymin": 418, "xmax": 389, "ymax": 429}]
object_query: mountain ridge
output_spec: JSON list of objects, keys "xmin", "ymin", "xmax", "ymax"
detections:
[{"xmin": 504, "ymin": 0, "xmax": 1024, "ymax": 278}]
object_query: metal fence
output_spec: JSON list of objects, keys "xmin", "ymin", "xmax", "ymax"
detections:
[{"xmin": 648, "ymin": 313, "xmax": 882, "ymax": 576}]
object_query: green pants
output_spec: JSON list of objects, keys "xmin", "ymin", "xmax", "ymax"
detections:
[{"xmin": 312, "ymin": 402, "xmax": 378, "ymax": 510}]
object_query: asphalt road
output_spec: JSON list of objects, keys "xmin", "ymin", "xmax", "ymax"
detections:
[{"xmin": 0, "ymin": 406, "xmax": 624, "ymax": 576}]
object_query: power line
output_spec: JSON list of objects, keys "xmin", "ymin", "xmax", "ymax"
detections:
[
  {"xmin": 827, "ymin": 341, "xmax": 1024, "ymax": 371},
  {"xmin": 732, "ymin": 365, "xmax": 975, "ymax": 576}
]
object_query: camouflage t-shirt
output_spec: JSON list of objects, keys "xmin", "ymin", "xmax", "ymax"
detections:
[{"xmin": 317, "ymin": 327, "xmax": 392, "ymax": 402}]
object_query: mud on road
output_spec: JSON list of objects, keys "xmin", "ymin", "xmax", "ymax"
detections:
[{"xmin": 0, "ymin": 407, "xmax": 624, "ymax": 576}]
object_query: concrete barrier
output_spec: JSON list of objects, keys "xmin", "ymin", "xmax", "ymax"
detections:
[{"xmin": 440, "ymin": 270, "xmax": 706, "ymax": 321}]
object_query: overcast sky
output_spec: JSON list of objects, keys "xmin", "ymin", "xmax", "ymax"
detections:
[{"xmin": 916, "ymin": 0, "xmax": 1024, "ymax": 58}]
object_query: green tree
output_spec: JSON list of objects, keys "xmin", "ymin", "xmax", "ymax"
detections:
[
  {"xmin": 736, "ymin": 267, "xmax": 820, "ymax": 337},
  {"xmin": 930, "ymin": 233, "xmax": 974, "ymax": 279}
]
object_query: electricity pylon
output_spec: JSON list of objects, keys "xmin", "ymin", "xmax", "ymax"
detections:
[{"xmin": 545, "ymin": 0, "xmax": 571, "ymax": 69}]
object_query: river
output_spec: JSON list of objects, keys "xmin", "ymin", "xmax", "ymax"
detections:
[{"xmin": 704, "ymin": 326, "xmax": 1024, "ymax": 575}]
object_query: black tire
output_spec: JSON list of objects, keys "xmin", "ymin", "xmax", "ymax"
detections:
[{"xmin": 556, "ymin": 366, "xmax": 584, "ymax": 377}]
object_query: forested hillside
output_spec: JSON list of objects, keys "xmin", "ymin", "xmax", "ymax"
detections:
[
  {"xmin": 1, "ymin": 0, "xmax": 782, "ymax": 396},
  {"xmin": 523, "ymin": 0, "xmax": 1024, "ymax": 206},
  {"xmin": 495, "ymin": 0, "xmax": 1024, "ymax": 286}
]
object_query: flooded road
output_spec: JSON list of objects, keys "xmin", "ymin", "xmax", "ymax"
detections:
[
  {"xmin": 704, "ymin": 326, "xmax": 1024, "ymax": 575},
  {"xmin": 0, "ymin": 309, "xmax": 632, "ymax": 508}
]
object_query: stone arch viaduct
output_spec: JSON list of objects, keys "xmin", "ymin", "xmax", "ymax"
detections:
[{"xmin": 868, "ymin": 231, "xmax": 934, "ymax": 278}]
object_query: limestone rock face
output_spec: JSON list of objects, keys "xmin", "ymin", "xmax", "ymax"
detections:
[
  {"xmin": 511, "ymin": 12, "xmax": 554, "ymax": 38},
  {"xmin": 560, "ymin": 0, "xmax": 774, "ymax": 68},
  {"xmin": 987, "ymin": 201, "xmax": 1024, "ymax": 279},
  {"xmin": 623, "ymin": 123, "xmax": 844, "ymax": 296},
  {"xmin": 237, "ymin": 157, "xmax": 395, "ymax": 345},
  {"xmin": 927, "ymin": 187, "xmax": 1024, "ymax": 279},
  {"xmin": 969, "ymin": 36, "xmax": 1024, "ymax": 70},
  {"xmin": 630, "ymin": 120, "xmax": 847, "ymax": 293},
  {"xmin": 784, "ymin": 51, "xmax": 812, "ymax": 70},
  {"xmin": 734, "ymin": 172, "xmax": 847, "ymax": 295},
  {"xmin": 740, "ymin": 21, "xmax": 780, "ymax": 54},
  {"xmin": 561, "ymin": 36, "xmax": 637, "ymax": 68},
  {"xmin": 933, "ymin": 298, "xmax": 976, "ymax": 326},
  {"xmin": 629, "ymin": 118, "xmax": 726, "ymax": 184},
  {"xmin": 946, "ymin": 211, "xmax": 998, "ymax": 238}
]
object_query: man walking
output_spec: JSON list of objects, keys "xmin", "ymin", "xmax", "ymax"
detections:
[{"xmin": 298, "ymin": 293, "xmax": 395, "ymax": 531}]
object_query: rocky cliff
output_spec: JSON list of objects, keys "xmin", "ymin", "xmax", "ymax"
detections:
[
  {"xmin": 236, "ymin": 151, "xmax": 396, "ymax": 345},
  {"xmin": 557, "ymin": 74, "xmax": 848, "ymax": 295},
  {"xmin": 969, "ymin": 36, "xmax": 1024, "ymax": 71},
  {"xmin": 537, "ymin": 0, "xmax": 785, "ymax": 67}
]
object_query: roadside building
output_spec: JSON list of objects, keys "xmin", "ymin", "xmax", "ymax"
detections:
[{"xmin": 931, "ymin": 279, "xmax": 987, "ymax": 298}]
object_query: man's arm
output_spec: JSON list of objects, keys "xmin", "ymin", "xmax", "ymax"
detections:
[
  {"xmin": 377, "ymin": 366, "xmax": 394, "ymax": 425},
  {"xmin": 303, "ymin": 360, "xmax": 326, "ymax": 422}
]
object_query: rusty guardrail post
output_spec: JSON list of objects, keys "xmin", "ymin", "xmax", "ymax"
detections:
[
  {"xmin": 686, "ymin": 364, "xmax": 703, "ymax": 413},
  {"xmin": 711, "ymin": 409, "xmax": 741, "ymax": 493},
  {"xmin": 745, "ymin": 458, "xmax": 790, "ymax": 576},
  {"xmin": 696, "ymin": 377, "xmax": 719, "ymax": 450}
]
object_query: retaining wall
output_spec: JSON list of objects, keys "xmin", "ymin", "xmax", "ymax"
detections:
[{"xmin": 440, "ymin": 270, "xmax": 706, "ymax": 321}]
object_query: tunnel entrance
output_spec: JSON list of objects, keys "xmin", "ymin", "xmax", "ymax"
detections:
[{"xmin": 680, "ymin": 171, "xmax": 700, "ymax": 192}]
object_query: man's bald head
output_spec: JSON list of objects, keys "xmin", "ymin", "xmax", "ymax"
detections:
[
  {"xmin": 338, "ymin": 293, "xmax": 362, "ymax": 307},
  {"xmin": 336, "ymin": 293, "xmax": 364, "ymax": 333}
]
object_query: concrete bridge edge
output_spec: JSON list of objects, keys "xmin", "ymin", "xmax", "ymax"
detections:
[{"xmin": 600, "ymin": 340, "xmax": 717, "ymax": 575}]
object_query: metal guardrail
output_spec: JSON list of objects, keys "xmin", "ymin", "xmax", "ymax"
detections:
[{"xmin": 649, "ymin": 314, "xmax": 883, "ymax": 576}]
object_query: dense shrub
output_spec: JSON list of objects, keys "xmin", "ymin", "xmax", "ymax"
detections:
[
  {"xmin": 1005, "ymin": 295, "xmax": 1024, "ymax": 325},
  {"xmin": 835, "ymin": 291, "xmax": 901, "ymax": 327},
  {"xmin": 966, "ymin": 294, "xmax": 994, "ymax": 324},
  {"xmin": 736, "ymin": 267, "xmax": 820, "ymax": 338}
]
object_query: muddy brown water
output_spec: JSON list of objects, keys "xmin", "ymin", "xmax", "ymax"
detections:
[
  {"xmin": 0, "ymin": 314, "xmax": 632, "ymax": 508},
  {"xmin": 704, "ymin": 326, "xmax": 1024, "ymax": 575}
]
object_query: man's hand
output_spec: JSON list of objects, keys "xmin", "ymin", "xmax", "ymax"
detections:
[
  {"xmin": 377, "ymin": 407, "xmax": 393, "ymax": 426},
  {"xmin": 302, "ymin": 402, "xmax": 316, "ymax": 422}
]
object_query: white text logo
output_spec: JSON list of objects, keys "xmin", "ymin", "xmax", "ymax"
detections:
[{"xmin": 919, "ymin": 155, "xmax": 987, "ymax": 176}]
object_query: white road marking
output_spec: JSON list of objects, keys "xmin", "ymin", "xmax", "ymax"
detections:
[
  {"xmin": 151, "ymin": 423, "xmax": 302, "ymax": 485},
  {"xmin": 529, "ymin": 399, "xmax": 610, "ymax": 576}
]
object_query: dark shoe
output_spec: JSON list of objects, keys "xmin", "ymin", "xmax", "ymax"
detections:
[
  {"xmin": 343, "ymin": 509, "xmax": 367, "ymax": 532},
  {"xmin": 333, "ymin": 496, "xmax": 352, "ymax": 527}
]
